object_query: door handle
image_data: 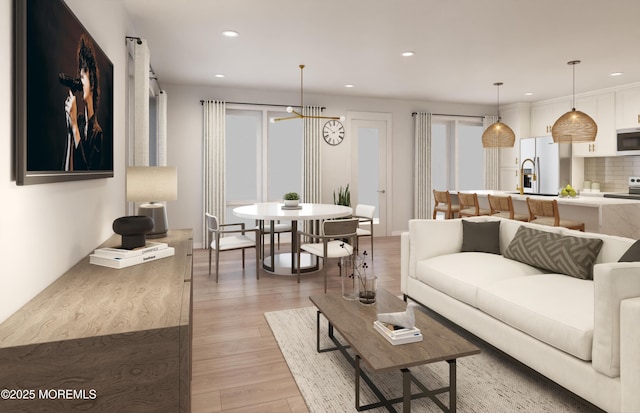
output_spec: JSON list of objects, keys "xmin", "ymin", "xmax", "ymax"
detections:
[{"xmin": 377, "ymin": 189, "xmax": 386, "ymax": 194}]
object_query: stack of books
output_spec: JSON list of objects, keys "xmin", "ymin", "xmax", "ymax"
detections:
[
  {"xmin": 373, "ymin": 320, "xmax": 423, "ymax": 345},
  {"xmin": 89, "ymin": 242, "xmax": 175, "ymax": 269}
]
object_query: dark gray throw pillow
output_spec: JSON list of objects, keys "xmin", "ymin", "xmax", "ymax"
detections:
[
  {"xmin": 461, "ymin": 220, "xmax": 500, "ymax": 255},
  {"xmin": 504, "ymin": 226, "xmax": 603, "ymax": 280},
  {"xmin": 619, "ymin": 240, "xmax": 640, "ymax": 262}
]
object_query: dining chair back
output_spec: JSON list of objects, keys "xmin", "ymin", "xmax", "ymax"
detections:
[
  {"xmin": 526, "ymin": 198, "xmax": 585, "ymax": 231},
  {"xmin": 206, "ymin": 213, "xmax": 260, "ymax": 282},
  {"xmin": 354, "ymin": 204, "xmax": 375, "ymax": 258},
  {"xmin": 432, "ymin": 190, "xmax": 460, "ymax": 219},
  {"xmin": 458, "ymin": 192, "xmax": 490, "ymax": 217},
  {"xmin": 487, "ymin": 194, "xmax": 529, "ymax": 221}
]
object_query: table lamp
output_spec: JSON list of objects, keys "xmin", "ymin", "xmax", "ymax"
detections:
[{"xmin": 126, "ymin": 166, "xmax": 178, "ymax": 238}]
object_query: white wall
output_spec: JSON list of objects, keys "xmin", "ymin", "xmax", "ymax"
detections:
[
  {"xmin": 164, "ymin": 83, "xmax": 493, "ymax": 247},
  {"xmin": 0, "ymin": 0, "xmax": 129, "ymax": 323}
]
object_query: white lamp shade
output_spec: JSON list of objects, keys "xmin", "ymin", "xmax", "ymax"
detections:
[{"xmin": 127, "ymin": 166, "xmax": 178, "ymax": 202}]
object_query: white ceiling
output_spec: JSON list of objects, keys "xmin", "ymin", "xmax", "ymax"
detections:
[{"xmin": 121, "ymin": 0, "xmax": 640, "ymax": 106}]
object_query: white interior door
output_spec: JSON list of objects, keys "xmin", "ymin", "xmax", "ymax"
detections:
[{"xmin": 349, "ymin": 113, "xmax": 391, "ymax": 236}]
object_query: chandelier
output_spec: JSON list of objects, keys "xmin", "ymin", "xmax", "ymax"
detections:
[{"xmin": 273, "ymin": 65, "xmax": 345, "ymax": 122}]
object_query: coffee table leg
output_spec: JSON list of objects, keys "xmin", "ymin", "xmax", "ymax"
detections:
[
  {"xmin": 402, "ymin": 368, "xmax": 411, "ymax": 413},
  {"xmin": 355, "ymin": 355, "xmax": 361, "ymax": 411},
  {"xmin": 448, "ymin": 359, "xmax": 456, "ymax": 413}
]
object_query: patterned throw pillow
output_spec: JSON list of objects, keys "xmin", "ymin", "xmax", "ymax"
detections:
[{"xmin": 504, "ymin": 226, "xmax": 603, "ymax": 280}]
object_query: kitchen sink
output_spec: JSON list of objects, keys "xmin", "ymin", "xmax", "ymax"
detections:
[{"xmin": 506, "ymin": 192, "xmax": 558, "ymax": 197}]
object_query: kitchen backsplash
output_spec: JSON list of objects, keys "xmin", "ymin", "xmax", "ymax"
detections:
[{"xmin": 584, "ymin": 156, "xmax": 640, "ymax": 192}]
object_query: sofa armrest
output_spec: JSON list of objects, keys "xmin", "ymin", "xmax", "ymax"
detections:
[
  {"xmin": 621, "ymin": 297, "xmax": 640, "ymax": 412},
  {"xmin": 592, "ymin": 262, "xmax": 640, "ymax": 377}
]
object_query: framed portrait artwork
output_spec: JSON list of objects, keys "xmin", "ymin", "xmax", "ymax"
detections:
[{"xmin": 14, "ymin": 0, "xmax": 114, "ymax": 185}]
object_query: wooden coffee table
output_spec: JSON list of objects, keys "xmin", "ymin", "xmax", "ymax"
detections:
[{"xmin": 309, "ymin": 289, "xmax": 480, "ymax": 413}]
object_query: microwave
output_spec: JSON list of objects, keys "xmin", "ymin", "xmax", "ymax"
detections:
[{"xmin": 617, "ymin": 128, "xmax": 640, "ymax": 155}]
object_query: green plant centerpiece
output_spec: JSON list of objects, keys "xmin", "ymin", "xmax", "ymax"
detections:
[
  {"xmin": 283, "ymin": 192, "xmax": 300, "ymax": 207},
  {"xmin": 333, "ymin": 184, "xmax": 351, "ymax": 207}
]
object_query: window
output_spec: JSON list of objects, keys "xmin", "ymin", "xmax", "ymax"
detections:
[
  {"xmin": 225, "ymin": 107, "xmax": 303, "ymax": 224},
  {"xmin": 431, "ymin": 117, "xmax": 484, "ymax": 193}
]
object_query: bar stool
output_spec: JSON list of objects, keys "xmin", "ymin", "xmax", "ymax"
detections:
[
  {"xmin": 458, "ymin": 192, "xmax": 491, "ymax": 217},
  {"xmin": 432, "ymin": 190, "xmax": 460, "ymax": 219},
  {"xmin": 487, "ymin": 194, "xmax": 529, "ymax": 222},
  {"xmin": 526, "ymin": 198, "xmax": 585, "ymax": 231}
]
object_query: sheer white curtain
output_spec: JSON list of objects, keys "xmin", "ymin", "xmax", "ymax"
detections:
[
  {"xmin": 133, "ymin": 39, "xmax": 150, "ymax": 166},
  {"xmin": 203, "ymin": 100, "xmax": 226, "ymax": 242},
  {"xmin": 157, "ymin": 90, "xmax": 168, "ymax": 166},
  {"xmin": 302, "ymin": 106, "xmax": 322, "ymax": 203},
  {"xmin": 483, "ymin": 115, "xmax": 500, "ymax": 190},
  {"xmin": 414, "ymin": 112, "xmax": 432, "ymax": 219}
]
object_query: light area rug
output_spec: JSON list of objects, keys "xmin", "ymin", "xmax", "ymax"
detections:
[{"xmin": 265, "ymin": 306, "xmax": 602, "ymax": 413}]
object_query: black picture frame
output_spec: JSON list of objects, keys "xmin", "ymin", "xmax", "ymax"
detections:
[{"xmin": 14, "ymin": 0, "xmax": 114, "ymax": 185}]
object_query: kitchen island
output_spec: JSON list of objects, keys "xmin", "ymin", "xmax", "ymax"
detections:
[{"xmin": 465, "ymin": 190, "xmax": 640, "ymax": 239}]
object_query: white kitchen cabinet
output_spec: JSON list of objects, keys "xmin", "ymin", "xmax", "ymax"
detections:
[
  {"xmin": 615, "ymin": 85, "xmax": 640, "ymax": 130},
  {"xmin": 498, "ymin": 103, "xmax": 530, "ymax": 191},
  {"xmin": 573, "ymin": 92, "xmax": 616, "ymax": 157},
  {"xmin": 530, "ymin": 99, "xmax": 571, "ymax": 137}
]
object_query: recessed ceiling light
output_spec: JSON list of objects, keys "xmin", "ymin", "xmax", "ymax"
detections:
[
  {"xmin": 610, "ymin": 72, "xmax": 624, "ymax": 77},
  {"xmin": 524, "ymin": 92, "xmax": 533, "ymax": 96},
  {"xmin": 222, "ymin": 30, "xmax": 239, "ymax": 38},
  {"xmin": 215, "ymin": 74, "xmax": 225, "ymax": 78},
  {"xmin": 401, "ymin": 51, "xmax": 415, "ymax": 57},
  {"xmin": 345, "ymin": 84, "xmax": 354, "ymax": 88}
]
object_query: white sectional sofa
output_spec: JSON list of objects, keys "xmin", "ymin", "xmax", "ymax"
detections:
[{"xmin": 400, "ymin": 216, "xmax": 640, "ymax": 413}]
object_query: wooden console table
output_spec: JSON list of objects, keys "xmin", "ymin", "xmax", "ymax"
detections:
[{"xmin": 0, "ymin": 229, "xmax": 193, "ymax": 412}]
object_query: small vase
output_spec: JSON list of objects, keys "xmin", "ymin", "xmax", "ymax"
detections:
[
  {"xmin": 341, "ymin": 257, "xmax": 358, "ymax": 300},
  {"xmin": 284, "ymin": 199, "xmax": 299, "ymax": 207},
  {"xmin": 359, "ymin": 275, "xmax": 377, "ymax": 305}
]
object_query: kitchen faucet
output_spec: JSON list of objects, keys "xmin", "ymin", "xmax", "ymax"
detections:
[{"xmin": 517, "ymin": 158, "xmax": 537, "ymax": 195}]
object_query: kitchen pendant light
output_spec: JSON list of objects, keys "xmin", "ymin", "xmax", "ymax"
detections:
[
  {"xmin": 272, "ymin": 65, "xmax": 345, "ymax": 122},
  {"xmin": 551, "ymin": 60, "xmax": 597, "ymax": 143},
  {"xmin": 482, "ymin": 82, "xmax": 515, "ymax": 148}
]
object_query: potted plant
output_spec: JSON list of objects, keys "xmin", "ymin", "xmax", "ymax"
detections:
[
  {"xmin": 283, "ymin": 192, "xmax": 300, "ymax": 207},
  {"xmin": 333, "ymin": 184, "xmax": 351, "ymax": 207}
]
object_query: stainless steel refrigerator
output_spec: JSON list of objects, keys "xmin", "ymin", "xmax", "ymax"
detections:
[{"xmin": 519, "ymin": 136, "xmax": 571, "ymax": 195}]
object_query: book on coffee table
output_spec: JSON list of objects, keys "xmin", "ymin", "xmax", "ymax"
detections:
[{"xmin": 373, "ymin": 320, "xmax": 423, "ymax": 345}]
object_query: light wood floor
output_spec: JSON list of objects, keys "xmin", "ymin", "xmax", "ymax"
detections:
[{"xmin": 191, "ymin": 236, "xmax": 402, "ymax": 413}]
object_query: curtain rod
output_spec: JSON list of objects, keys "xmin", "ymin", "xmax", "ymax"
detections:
[
  {"xmin": 412, "ymin": 112, "xmax": 485, "ymax": 119},
  {"xmin": 200, "ymin": 100, "xmax": 326, "ymax": 111}
]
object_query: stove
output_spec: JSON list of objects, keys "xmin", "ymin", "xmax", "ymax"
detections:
[{"xmin": 603, "ymin": 176, "xmax": 640, "ymax": 200}]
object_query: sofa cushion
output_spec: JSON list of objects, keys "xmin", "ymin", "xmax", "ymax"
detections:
[
  {"xmin": 619, "ymin": 240, "xmax": 640, "ymax": 262},
  {"xmin": 477, "ymin": 274, "xmax": 594, "ymax": 360},
  {"xmin": 504, "ymin": 226, "xmax": 603, "ymax": 279},
  {"xmin": 461, "ymin": 220, "xmax": 500, "ymax": 254},
  {"xmin": 414, "ymin": 252, "xmax": 544, "ymax": 308}
]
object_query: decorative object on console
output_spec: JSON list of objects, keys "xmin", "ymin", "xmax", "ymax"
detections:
[
  {"xmin": 551, "ymin": 60, "xmax": 597, "ymax": 143},
  {"xmin": 353, "ymin": 250, "xmax": 376, "ymax": 305},
  {"xmin": 272, "ymin": 65, "xmax": 345, "ymax": 123},
  {"xmin": 127, "ymin": 166, "xmax": 178, "ymax": 238},
  {"xmin": 112, "ymin": 215, "xmax": 154, "ymax": 249},
  {"xmin": 481, "ymin": 82, "xmax": 515, "ymax": 148}
]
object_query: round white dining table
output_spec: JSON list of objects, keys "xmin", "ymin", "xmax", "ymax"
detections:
[{"xmin": 233, "ymin": 202, "xmax": 353, "ymax": 275}]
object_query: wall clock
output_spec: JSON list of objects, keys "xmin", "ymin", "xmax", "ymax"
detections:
[{"xmin": 322, "ymin": 120, "xmax": 345, "ymax": 146}]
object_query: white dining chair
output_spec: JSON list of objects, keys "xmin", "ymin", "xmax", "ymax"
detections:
[
  {"xmin": 206, "ymin": 213, "xmax": 260, "ymax": 282},
  {"xmin": 296, "ymin": 218, "xmax": 359, "ymax": 293}
]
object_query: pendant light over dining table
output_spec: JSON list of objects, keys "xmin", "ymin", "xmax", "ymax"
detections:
[
  {"xmin": 551, "ymin": 60, "xmax": 597, "ymax": 143},
  {"xmin": 482, "ymin": 82, "xmax": 515, "ymax": 148}
]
